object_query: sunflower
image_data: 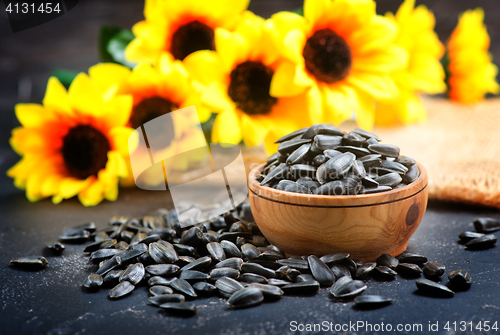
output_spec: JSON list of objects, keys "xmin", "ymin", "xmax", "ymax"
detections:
[
  {"xmin": 125, "ymin": 0, "xmax": 250, "ymax": 64},
  {"xmin": 266, "ymin": 0, "xmax": 404, "ymax": 130},
  {"xmin": 89, "ymin": 54, "xmax": 211, "ymax": 187},
  {"xmin": 8, "ymin": 74, "xmax": 133, "ymax": 206},
  {"xmin": 446, "ymin": 8, "xmax": 499, "ymax": 104},
  {"xmin": 376, "ymin": 0, "xmax": 446, "ymax": 126},
  {"xmin": 184, "ymin": 11, "xmax": 310, "ymax": 147}
]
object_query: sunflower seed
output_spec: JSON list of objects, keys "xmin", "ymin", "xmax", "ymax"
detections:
[
  {"xmin": 458, "ymin": 231, "xmax": 485, "ymax": 243},
  {"xmin": 448, "ymin": 270, "xmax": 472, "ymax": 291},
  {"xmin": 241, "ymin": 243, "xmax": 261, "ymax": 261},
  {"xmin": 307, "ymin": 255, "xmax": 335, "ymax": 287},
  {"xmin": 215, "ymin": 257, "xmax": 243, "ymax": 270},
  {"xmin": 277, "ymin": 139, "xmax": 312, "ymax": 155},
  {"xmin": 248, "ymin": 283, "xmax": 283, "ymax": 298},
  {"xmin": 261, "ymin": 163, "xmax": 288, "ymax": 186},
  {"xmin": 109, "ymin": 281, "xmax": 134, "ymax": 299},
  {"xmin": 148, "ymin": 293, "xmax": 185, "ymax": 306},
  {"xmin": 465, "ymin": 234, "xmax": 497, "ymax": 250},
  {"xmin": 83, "ymin": 274, "xmax": 103, "ymax": 289},
  {"xmin": 331, "ymin": 279, "xmax": 367, "ymax": 299},
  {"xmin": 375, "ymin": 173, "xmax": 402, "ymax": 187},
  {"xmin": 170, "ymin": 278, "xmax": 197, "ymax": 298},
  {"xmin": 396, "ymin": 263, "xmax": 422, "ymax": 278},
  {"xmin": 228, "ymin": 287, "xmax": 264, "ymax": 309},
  {"xmin": 148, "ymin": 276, "xmax": 176, "ymax": 287},
  {"xmin": 402, "ymin": 164, "xmax": 419, "ymax": 183},
  {"xmin": 423, "ymin": 262, "xmax": 445, "ymax": 278},
  {"xmin": 210, "ymin": 267, "xmax": 240, "ymax": 280},
  {"xmin": 119, "ymin": 263, "xmax": 145, "ymax": 285},
  {"xmin": 368, "ymin": 144, "xmax": 400, "ymax": 158},
  {"xmin": 376, "ymin": 254, "xmax": 398, "ymax": 269},
  {"xmin": 314, "ymin": 180, "xmax": 345, "ymax": 195},
  {"xmin": 160, "ymin": 302, "xmax": 197, "ymax": 315},
  {"xmin": 215, "ymin": 277, "xmax": 245, "ymax": 298},
  {"xmin": 149, "ymin": 242, "xmax": 178, "ymax": 264},
  {"xmin": 416, "ymin": 279, "xmax": 454, "ymax": 298},
  {"xmin": 286, "ymin": 143, "xmax": 311, "ymax": 165},
  {"xmin": 373, "ymin": 266, "xmax": 397, "ymax": 280},
  {"xmin": 96, "ymin": 255, "xmax": 122, "ymax": 276},
  {"xmin": 149, "ymin": 285, "xmax": 174, "ymax": 296},
  {"xmin": 241, "ymin": 263, "xmax": 276, "ymax": 278},
  {"xmin": 354, "ymin": 295, "xmax": 392, "ymax": 308},
  {"xmin": 473, "ymin": 217, "xmax": 500, "ymax": 233},
  {"xmin": 325, "ymin": 152, "xmax": 356, "ymax": 179},
  {"xmin": 89, "ymin": 249, "xmax": 121, "ymax": 262},
  {"xmin": 355, "ymin": 262, "xmax": 376, "ymax": 280},
  {"xmin": 179, "ymin": 270, "xmax": 210, "ymax": 282},
  {"xmin": 45, "ymin": 241, "xmax": 65, "ymax": 254},
  {"xmin": 397, "ymin": 253, "xmax": 428, "ymax": 265},
  {"xmin": 103, "ymin": 270, "xmax": 123, "ymax": 285},
  {"xmin": 274, "ymin": 128, "xmax": 309, "ymax": 143},
  {"xmin": 192, "ymin": 281, "xmax": 217, "ymax": 295},
  {"xmin": 282, "ymin": 281, "xmax": 320, "ymax": 295},
  {"xmin": 302, "ymin": 124, "xmax": 345, "ymax": 139},
  {"xmin": 277, "ymin": 258, "xmax": 309, "ymax": 271},
  {"xmin": 319, "ymin": 253, "xmax": 350, "ymax": 265},
  {"xmin": 10, "ymin": 256, "xmax": 48, "ymax": 269},
  {"xmin": 220, "ymin": 240, "xmax": 242, "ymax": 258},
  {"xmin": 145, "ymin": 264, "xmax": 179, "ymax": 276},
  {"xmin": 267, "ymin": 278, "xmax": 292, "ymax": 287}
]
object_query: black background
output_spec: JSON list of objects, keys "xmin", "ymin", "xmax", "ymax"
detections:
[{"xmin": 0, "ymin": 1, "xmax": 499, "ymax": 334}]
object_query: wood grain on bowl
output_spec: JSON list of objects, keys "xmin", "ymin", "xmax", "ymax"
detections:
[{"xmin": 248, "ymin": 163, "xmax": 428, "ymax": 262}]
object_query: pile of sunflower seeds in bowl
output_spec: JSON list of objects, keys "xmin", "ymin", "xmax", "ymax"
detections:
[{"xmin": 258, "ymin": 124, "xmax": 420, "ymax": 195}]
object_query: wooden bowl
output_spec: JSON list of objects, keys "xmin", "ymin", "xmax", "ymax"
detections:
[{"xmin": 248, "ymin": 163, "xmax": 428, "ymax": 262}]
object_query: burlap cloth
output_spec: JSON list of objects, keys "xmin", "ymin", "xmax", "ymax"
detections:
[{"xmin": 241, "ymin": 97, "xmax": 500, "ymax": 209}]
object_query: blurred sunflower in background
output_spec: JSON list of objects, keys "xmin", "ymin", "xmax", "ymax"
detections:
[
  {"xmin": 8, "ymin": 75, "xmax": 133, "ymax": 206},
  {"xmin": 266, "ymin": 0, "xmax": 404, "ymax": 130},
  {"xmin": 446, "ymin": 8, "xmax": 499, "ymax": 104},
  {"xmin": 184, "ymin": 11, "xmax": 310, "ymax": 147},
  {"xmin": 376, "ymin": 0, "xmax": 446, "ymax": 126},
  {"xmin": 125, "ymin": 0, "xmax": 250, "ymax": 64},
  {"xmin": 89, "ymin": 54, "xmax": 211, "ymax": 187}
]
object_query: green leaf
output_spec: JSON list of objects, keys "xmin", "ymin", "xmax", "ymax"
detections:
[
  {"xmin": 291, "ymin": 6, "xmax": 303, "ymax": 16},
  {"xmin": 51, "ymin": 68, "xmax": 79, "ymax": 88},
  {"xmin": 98, "ymin": 25, "xmax": 136, "ymax": 68},
  {"xmin": 98, "ymin": 25, "xmax": 122, "ymax": 62}
]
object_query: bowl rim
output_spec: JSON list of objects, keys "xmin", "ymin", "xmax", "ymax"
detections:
[{"xmin": 248, "ymin": 162, "xmax": 428, "ymax": 208}]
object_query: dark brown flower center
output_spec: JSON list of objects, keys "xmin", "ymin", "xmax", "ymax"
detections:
[
  {"xmin": 130, "ymin": 97, "xmax": 177, "ymax": 147},
  {"xmin": 170, "ymin": 20, "xmax": 215, "ymax": 61},
  {"xmin": 62, "ymin": 125, "xmax": 111, "ymax": 180},
  {"xmin": 228, "ymin": 61, "xmax": 277, "ymax": 116},
  {"xmin": 302, "ymin": 28, "xmax": 352, "ymax": 84}
]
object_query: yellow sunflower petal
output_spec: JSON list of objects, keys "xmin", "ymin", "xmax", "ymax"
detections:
[
  {"xmin": 201, "ymin": 82, "xmax": 234, "ymax": 111},
  {"xmin": 304, "ymin": 0, "xmax": 329, "ymax": 28},
  {"xmin": 354, "ymin": 92, "xmax": 376, "ymax": 130},
  {"xmin": 215, "ymin": 28, "xmax": 249, "ymax": 73},
  {"xmin": 43, "ymin": 77, "xmax": 72, "ymax": 115},
  {"xmin": 183, "ymin": 51, "xmax": 227, "ymax": 87},
  {"xmin": 78, "ymin": 180, "xmax": 104, "ymax": 207},
  {"xmin": 240, "ymin": 114, "xmax": 268, "ymax": 147},
  {"xmin": 68, "ymin": 73, "xmax": 103, "ymax": 117},
  {"xmin": 212, "ymin": 110, "xmax": 242, "ymax": 145},
  {"xmin": 15, "ymin": 104, "xmax": 50, "ymax": 128},
  {"xmin": 109, "ymin": 126, "xmax": 135, "ymax": 156},
  {"xmin": 270, "ymin": 61, "xmax": 309, "ymax": 97},
  {"xmin": 40, "ymin": 174, "xmax": 63, "ymax": 197},
  {"xmin": 89, "ymin": 63, "xmax": 131, "ymax": 92},
  {"xmin": 59, "ymin": 177, "xmax": 92, "ymax": 199},
  {"xmin": 307, "ymin": 84, "xmax": 324, "ymax": 124},
  {"xmin": 347, "ymin": 73, "xmax": 398, "ymax": 100}
]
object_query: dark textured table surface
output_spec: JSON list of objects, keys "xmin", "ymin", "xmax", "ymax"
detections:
[
  {"xmin": 1, "ymin": 1, "xmax": 500, "ymax": 334},
  {"xmin": 1, "ymin": 191, "xmax": 500, "ymax": 335}
]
